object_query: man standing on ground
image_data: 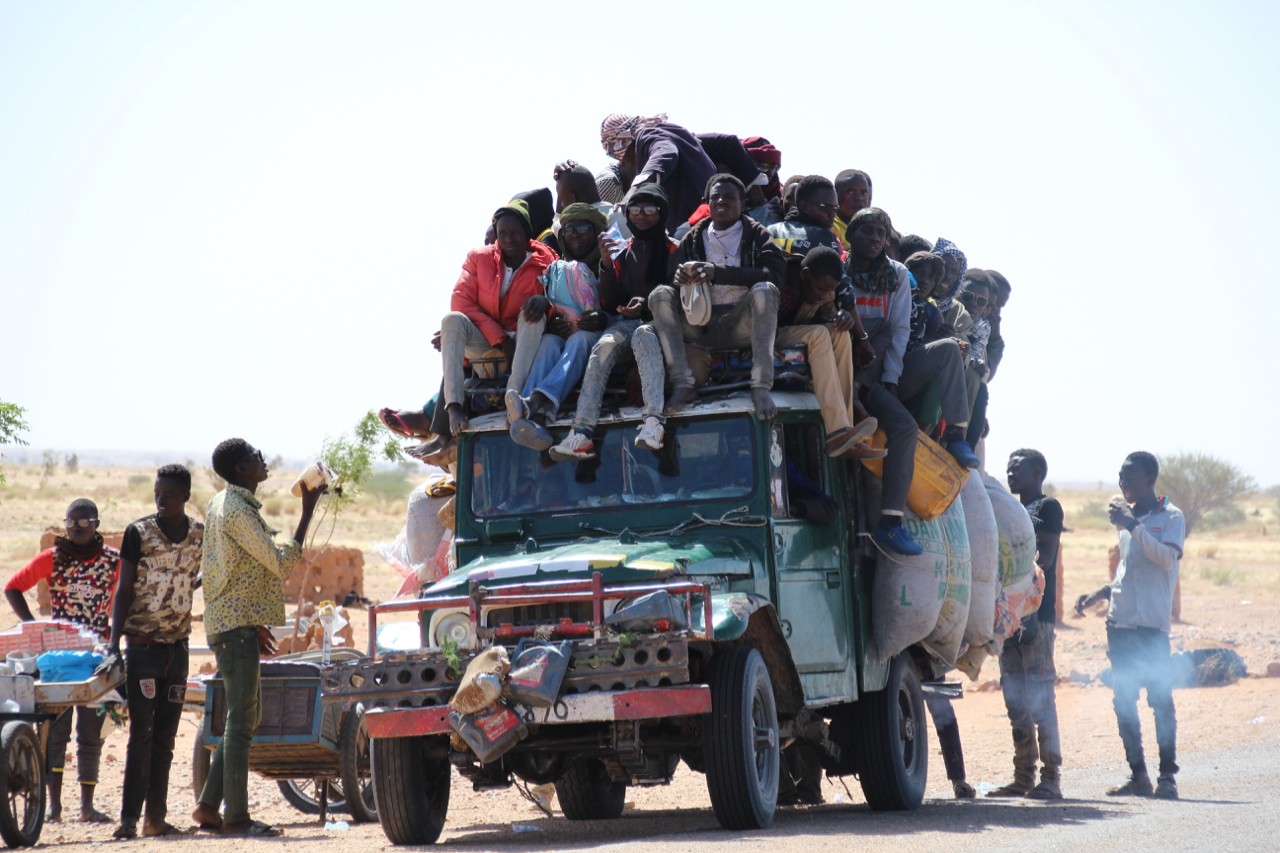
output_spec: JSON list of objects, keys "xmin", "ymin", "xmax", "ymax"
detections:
[
  {"xmin": 1077, "ymin": 451, "xmax": 1184, "ymax": 800},
  {"xmin": 991, "ymin": 449, "xmax": 1065, "ymax": 799},
  {"xmin": 104, "ymin": 465, "xmax": 204, "ymax": 839},
  {"xmin": 193, "ymin": 439, "xmax": 325, "ymax": 836}
]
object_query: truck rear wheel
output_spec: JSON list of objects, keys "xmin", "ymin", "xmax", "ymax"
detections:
[
  {"xmin": 702, "ymin": 646, "xmax": 779, "ymax": 830},
  {"xmin": 372, "ymin": 736, "xmax": 450, "ymax": 845},
  {"xmin": 555, "ymin": 758, "xmax": 626, "ymax": 820},
  {"xmin": 854, "ymin": 652, "xmax": 927, "ymax": 810}
]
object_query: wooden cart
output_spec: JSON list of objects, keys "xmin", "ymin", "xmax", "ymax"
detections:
[
  {"xmin": 188, "ymin": 649, "xmax": 375, "ymax": 823},
  {"xmin": 0, "ymin": 663, "xmax": 124, "ymax": 848}
]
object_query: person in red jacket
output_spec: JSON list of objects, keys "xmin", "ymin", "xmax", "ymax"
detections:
[
  {"xmin": 5, "ymin": 498, "xmax": 119, "ymax": 823},
  {"xmin": 437, "ymin": 200, "xmax": 557, "ymax": 436}
]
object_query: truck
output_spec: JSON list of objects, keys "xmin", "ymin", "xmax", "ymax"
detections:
[{"xmin": 327, "ymin": 388, "xmax": 943, "ymax": 844}]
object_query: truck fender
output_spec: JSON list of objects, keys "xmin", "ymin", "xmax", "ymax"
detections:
[{"xmin": 707, "ymin": 593, "xmax": 805, "ymax": 717}]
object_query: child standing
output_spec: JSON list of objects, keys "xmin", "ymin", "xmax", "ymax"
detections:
[
  {"xmin": 105, "ymin": 465, "xmax": 205, "ymax": 838},
  {"xmin": 5, "ymin": 498, "xmax": 119, "ymax": 822}
]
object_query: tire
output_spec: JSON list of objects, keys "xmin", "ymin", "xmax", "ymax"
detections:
[
  {"xmin": 277, "ymin": 779, "xmax": 348, "ymax": 815},
  {"xmin": 702, "ymin": 646, "xmax": 780, "ymax": 830},
  {"xmin": 371, "ymin": 736, "xmax": 450, "ymax": 845},
  {"xmin": 554, "ymin": 759, "xmax": 626, "ymax": 821},
  {"xmin": 853, "ymin": 652, "xmax": 928, "ymax": 811},
  {"xmin": 191, "ymin": 737, "xmax": 210, "ymax": 803},
  {"xmin": 339, "ymin": 704, "xmax": 377, "ymax": 823},
  {"xmin": 0, "ymin": 721, "xmax": 44, "ymax": 847}
]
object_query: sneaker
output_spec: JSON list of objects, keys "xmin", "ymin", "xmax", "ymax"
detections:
[
  {"xmin": 946, "ymin": 438, "xmax": 980, "ymax": 469},
  {"xmin": 872, "ymin": 522, "xmax": 923, "ymax": 556},
  {"xmin": 549, "ymin": 430, "xmax": 596, "ymax": 462},
  {"xmin": 635, "ymin": 417, "xmax": 664, "ymax": 451},
  {"xmin": 952, "ymin": 780, "xmax": 976, "ymax": 799},
  {"xmin": 1106, "ymin": 773, "xmax": 1154, "ymax": 797},
  {"xmin": 1154, "ymin": 775, "xmax": 1178, "ymax": 800},
  {"xmin": 504, "ymin": 388, "xmax": 526, "ymax": 425},
  {"xmin": 510, "ymin": 418, "xmax": 553, "ymax": 452}
]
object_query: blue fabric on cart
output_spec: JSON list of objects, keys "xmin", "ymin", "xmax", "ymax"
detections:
[{"xmin": 36, "ymin": 650, "xmax": 104, "ymax": 682}]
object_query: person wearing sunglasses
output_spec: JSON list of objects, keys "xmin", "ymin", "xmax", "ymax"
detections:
[
  {"xmin": 551, "ymin": 184, "xmax": 678, "ymax": 460},
  {"xmin": 194, "ymin": 439, "xmax": 326, "ymax": 837},
  {"xmin": 5, "ymin": 498, "xmax": 119, "ymax": 823},
  {"xmin": 506, "ymin": 203, "xmax": 610, "ymax": 450}
]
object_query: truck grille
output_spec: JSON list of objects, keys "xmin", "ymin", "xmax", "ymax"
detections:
[{"xmin": 486, "ymin": 602, "xmax": 594, "ymax": 628}]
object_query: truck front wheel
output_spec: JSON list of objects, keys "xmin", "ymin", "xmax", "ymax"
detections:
[
  {"xmin": 702, "ymin": 646, "xmax": 779, "ymax": 830},
  {"xmin": 371, "ymin": 736, "xmax": 451, "ymax": 844},
  {"xmin": 853, "ymin": 652, "xmax": 927, "ymax": 810},
  {"xmin": 555, "ymin": 758, "xmax": 626, "ymax": 820}
]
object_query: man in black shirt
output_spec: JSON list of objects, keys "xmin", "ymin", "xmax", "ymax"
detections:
[{"xmin": 989, "ymin": 448, "xmax": 1065, "ymax": 799}]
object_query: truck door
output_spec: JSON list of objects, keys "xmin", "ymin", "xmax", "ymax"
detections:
[{"xmin": 768, "ymin": 421, "xmax": 856, "ymax": 705}]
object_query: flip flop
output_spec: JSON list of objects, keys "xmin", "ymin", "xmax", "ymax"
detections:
[
  {"xmin": 221, "ymin": 819, "xmax": 281, "ymax": 837},
  {"xmin": 143, "ymin": 821, "xmax": 187, "ymax": 837},
  {"xmin": 845, "ymin": 441, "xmax": 888, "ymax": 459},
  {"xmin": 377, "ymin": 408, "xmax": 416, "ymax": 438},
  {"xmin": 510, "ymin": 419, "xmax": 554, "ymax": 452}
]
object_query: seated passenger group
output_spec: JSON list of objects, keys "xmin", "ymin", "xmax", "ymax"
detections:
[{"xmin": 380, "ymin": 112, "xmax": 1014, "ymax": 556}]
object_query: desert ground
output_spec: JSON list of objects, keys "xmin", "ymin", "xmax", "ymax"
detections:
[{"xmin": 0, "ymin": 459, "xmax": 1278, "ymax": 851}]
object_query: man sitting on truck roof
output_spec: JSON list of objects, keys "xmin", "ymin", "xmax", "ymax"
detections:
[
  {"xmin": 843, "ymin": 209, "xmax": 979, "ymax": 556},
  {"xmin": 648, "ymin": 173, "xmax": 787, "ymax": 419}
]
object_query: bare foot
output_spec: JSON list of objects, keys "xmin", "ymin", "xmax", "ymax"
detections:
[
  {"xmin": 80, "ymin": 807, "xmax": 112, "ymax": 823},
  {"xmin": 191, "ymin": 803, "xmax": 222, "ymax": 831},
  {"xmin": 664, "ymin": 386, "xmax": 698, "ymax": 414},
  {"xmin": 143, "ymin": 820, "xmax": 186, "ymax": 837},
  {"xmin": 750, "ymin": 387, "xmax": 776, "ymax": 419},
  {"xmin": 446, "ymin": 404, "xmax": 469, "ymax": 437}
]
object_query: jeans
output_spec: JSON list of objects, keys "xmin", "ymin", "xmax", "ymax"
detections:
[
  {"xmin": 860, "ymin": 383, "xmax": 918, "ymax": 515},
  {"xmin": 200, "ymin": 626, "xmax": 261, "ymax": 823},
  {"xmin": 440, "ymin": 311, "xmax": 544, "ymax": 407},
  {"xmin": 1107, "ymin": 623, "xmax": 1178, "ymax": 777},
  {"xmin": 572, "ymin": 319, "xmax": 665, "ymax": 430},
  {"xmin": 121, "ymin": 640, "xmax": 189, "ymax": 822},
  {"xmin": 999, "ymin": 621, "xmax": 1062, "ymax": 777},
  {"xmin": 649, "ymin": 283, "xmax": 780, "ymax": 391},
  {"xmin": 45, "ymin": 705, "xmax": 105, "ymax": 783},
  {"xmin": 924, "ymin": 694, "xmax": 967, "ymax": 782},
  {"xmin": 521, "ymin": 328, "xmax": 601, "ymax": 411}
]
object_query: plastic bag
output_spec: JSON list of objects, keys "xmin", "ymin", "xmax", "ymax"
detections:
[{"xmin": 37, "ymin": 650, "xmax": 103, "ymax": 683}]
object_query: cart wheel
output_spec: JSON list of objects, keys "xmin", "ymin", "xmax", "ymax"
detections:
[
  {"xmin": 339, "ymin": 704, "xmax": 377, "ymax": 823},
  {"xmin": 191, "ymin": 738, "xmax": 211, "ymax": 803},
  {"xmin": 278, "ymin": 779, "xmax": 348, "ymax": 815},
  {"xmin": 0, "ymin": 721, "xmax": 45, "ymax": 848}
]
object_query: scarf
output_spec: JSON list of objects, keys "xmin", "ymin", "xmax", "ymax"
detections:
[
  {"xmin": 933, "ymin": 237, "xmax": 968, "ymax": 300},
  {"xmin": 558, "ymin": 203, "xmax": 607, "ymax": 269},
  {"xmin": 784, "ymin": 207, "xmax": 828, "ymax": 228},
  {"xmin": 622, "ymin": 185, "xmax": 672, "ymax": 287},
  {"xmin": 600, "ymin": 112, "xmax": 668, "ymax": 158},
  {"xmin": 54, "ymin": 533, "xmax": 105, "ymax": 563}
]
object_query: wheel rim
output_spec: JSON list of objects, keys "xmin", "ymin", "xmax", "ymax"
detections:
[
  {"xmin": 289, "ymin": 779, "xmax": 348, "ymax": 809},
  {"xmin": 750, "ymin": 677, "xmax": 778, "ymax": 790},
  {"xmin": 355, "ymin": 724, "xmax": 375, "ymax": 812},
  {"xmin": 895, "ymin": 682, "xmax": 919, "ymax": 772},
  {"xmin": 5, "ymin": 734, "xmax": 40, "ymax": 836}
]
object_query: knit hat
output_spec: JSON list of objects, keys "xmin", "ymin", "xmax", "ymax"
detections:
[
  {"xmin": 743, "ymin": 136, "xmax": 781, "ymax": 167},
  {"xmin": 493, "ymin": 199, "xmax": 533, "ymax": 239},
  {"xmin": 558, "ymin": 203, "xmax": 608, "ymax": 233}
]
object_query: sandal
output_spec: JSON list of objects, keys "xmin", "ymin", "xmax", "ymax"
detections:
[
  {"xmin": 845, "ymin": 441, "xmax": 888, "ymax": 459},
  {"xmin": 221, "ymin": 819, "xmax": 282, "ymax": 837},
  {"xmin": 378, "ymin": 408, "xmax": 417, "ymax": 439},
  {"xmin": 143, "ymin": 821, "xmax": 186, "ymax": 837}
]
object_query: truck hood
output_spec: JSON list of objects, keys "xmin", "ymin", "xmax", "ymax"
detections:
[{"xmin": 425, "ymin": 537, "xmax": 756, "ymax": 596}]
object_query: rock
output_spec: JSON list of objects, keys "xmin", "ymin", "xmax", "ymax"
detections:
[{"xmin": 1266, "ymin": 661, "xmax": 1280, "ymax": 678}]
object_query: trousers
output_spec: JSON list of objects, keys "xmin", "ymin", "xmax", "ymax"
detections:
[
  {"xmin": 999, "ymin": 621, "xmax": 1062, "ymax": 778},
  {"xmin": 440, "ymin": 311, "xmax": 543, "ymax": 407},
  {"xmin": 649, "ymin": 283, "xmax": 779, "ymax": 391},
  {"xmin": 775, "ymin": 324, "xmax": 854, "ymax": 435},
  {"xmin": 571, "ymin": 319, "xmax": 665, "ymax": 430},
  {"xmin": 121, "ymin": 640, "xmax": 189, "ymax": 821},
  {"xmin": 1107, "ymin": 624, "xmax": 1178, "ymax": 776},
  {"xmin": 199, "ymin": 626, "xmax": 261, "ymax": 824}
]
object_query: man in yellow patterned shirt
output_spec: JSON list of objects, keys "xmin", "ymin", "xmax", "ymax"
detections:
[{"xmin": 193, "ymin": 438, "xmax": 324, "ymax": 837}]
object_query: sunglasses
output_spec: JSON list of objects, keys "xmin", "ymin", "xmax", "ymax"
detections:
[
  {"xmin": 560, "ymin": 222, "xmax": 596, "ymax": 236},
  {"xmin": 959, "ymin": 292, "xmax": 989, "ymax": 308},
  {"xmin": 64, "ymin": 518, "xmax": 99, "ymax": 529},
  {"xmin": 627, "ymin": 204, "xmax": 661, "ymax": 217}
]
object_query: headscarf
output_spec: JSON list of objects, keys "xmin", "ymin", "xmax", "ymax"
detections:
[
  {"xmin": 932, "ymin": 237, "xmax": 968, "ymax": 299},
  {"xmin": 622, "ymin": 184, "xmax": 672, "ymax": 287},
  {"xmin": 600, "ymin": 112, "xmax": 668, "ymax": 160},
  {"xmin": 742, "ymin": 136, "xmax": 781, "ymax": 167},
  {"xmin": 845, "ymin": 208, "xmax": 899, "ymax": 295},
  {"xmin": 557, "ymin": 203, "xmax": 607, "ymax": 268}
]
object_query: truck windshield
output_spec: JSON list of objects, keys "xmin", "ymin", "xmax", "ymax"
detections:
[{"xmin": 469, "ymin": 416, "xmax": 756, "ymax": 519}]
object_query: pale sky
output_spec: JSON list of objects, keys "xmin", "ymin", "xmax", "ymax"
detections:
[{"xmin": 2, "ymin": 0, "xmax": 1278, "ymax": 487}]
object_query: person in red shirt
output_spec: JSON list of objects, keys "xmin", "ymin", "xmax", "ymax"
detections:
[{"xmin": 5, "ymin": 498, "xmax": 119, "ymax": 823}]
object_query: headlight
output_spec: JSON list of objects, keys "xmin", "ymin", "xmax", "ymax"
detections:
[{"xmin": 434, "ymin": 611, "xmax": 478, "ymax": 651}]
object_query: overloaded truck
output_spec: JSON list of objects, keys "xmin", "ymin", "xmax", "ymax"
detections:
[{"xmin": 326, "ymin": 382, "xmax": 1038, "ymax": 845}]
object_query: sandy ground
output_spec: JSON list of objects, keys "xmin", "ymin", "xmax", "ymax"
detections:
[{"xmin": 2, "ymin": 464, "xmax": 1279, "ymax": 848}]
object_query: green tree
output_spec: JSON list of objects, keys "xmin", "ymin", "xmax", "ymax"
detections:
[
  {"xmin": 0, "ymin": 400, "xmax": 30, "ymax": 489},
  {"xmin": 1157, "ymin": 452, "xmax": 1255, "ymax": 536}
]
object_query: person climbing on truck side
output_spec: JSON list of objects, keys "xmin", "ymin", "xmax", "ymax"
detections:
[
  {"xmin": 844, "ymin": 209, "xmax": 979, "ymax": 557},
  {"xmin": 1076, "ymin": 451, "xmax": 1184, "ymax": 801},
  {"xmin": 550, "ymin": 184, "xmax": 677, "ymax": 461},
  {"xmin": 775, "ymin": 246, "xmax": 881, "ymax": 457},
  {"xmin": 104, "ymin": 464, "xmax": 205, "ymax": 838},
  {"xmin": 991, "ymin": 449, "xmax": 1065, "ymax": 800},
  {"xmin": 599, "ymin": 113, "xmax": 719, "ymax": 230},
  {"xmin": 649, "ymin": 173, "xmax": 787, "ymax": 419},
  {"xmin": 505, "ymin": 203, "xmax": 610, "ymax": 450},
  {"xmin": 5, "ymin": 498, "xmax": 118, "ymax": 823}
]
